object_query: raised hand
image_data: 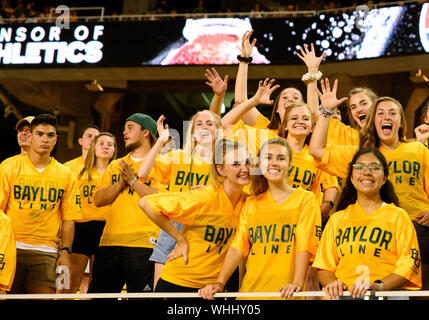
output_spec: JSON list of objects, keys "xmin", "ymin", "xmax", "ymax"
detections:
[
  {"xmin": 414, "ymin": 123, "xmax": 429, "ymax": 144},
  {"xmin": 205, "ymin": 67, "xmax": 228, "ymax": 96},
  {"xmin": 241, "ymin": 30, "xmax": 257, "ymax": 58},
  {"xmin": 156, "ymin": 115, "xmax": 170, "ymax": 144},
  {"xmin": 317, "ymin": 78, "xmax": 348, "ymax": 110},
  {"xmin": 296, "ymin": 43, "xmax": 325, "ymax": 73},
  {"xmin": 253, "ymin": 78, "xmax": 280, "ymax": 105}
]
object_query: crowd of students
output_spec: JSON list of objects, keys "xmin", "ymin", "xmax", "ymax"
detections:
[{"xmin": 0, "ymin": 30, "xmax": 427, "ymax": 300}]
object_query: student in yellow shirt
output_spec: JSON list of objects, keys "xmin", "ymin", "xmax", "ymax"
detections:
[
  {"xmin": 138, "ymin": 111, "xmax": 221, "ymax": 289},
  {"xmin": 88, "ymin": 113, "xmax": 164, "ymax": 294},
  {"xmin": 0, "ymin": 114, "xmax": 82, "ymax": 294},
  {"xmin": 63, "ymin": 123, "xmax": 100, "ymax": 293},
  {"xmin": 66, "ymin": 132, "xmax": 117, "ymax": 294},
  {"xmin": 199, "ymin": 138, "xmax": 321, "ymax": 300},
  {"xmin": 139, "ymin": 139, "xmax": 251, "ymax": 292},
  {"xmin": 0, "ymin": 206, "xmax": 16, "ymax": 293},
  {"xmin": 277, "ymin": 102, "xmax": 338, "ymax": 296},
  {"xmin": 64, "ymin": 124, "xmax": 100, "ymax": 169},
  {"xmin": 309, "ymin": 82, "xmax": 429, "ymax": 293},
  {"xmin": 313, "ymin": 148, "xmax": 421, "ymax": 299},
  {"xmin": 278, "ymin": 103, "xmax": 338, "ymax": 223},
  {"xmin": 1, "ymin": 116, "xmax": 34, "ymax": 166}
]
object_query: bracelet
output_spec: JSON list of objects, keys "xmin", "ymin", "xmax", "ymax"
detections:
[
  {"xmin": 318, "ymin": 105, "xmax": 337, "ymax": 118},
  {"xmin": 130, "ymin": 176, "xmax": 138, "ymax": 188},
  {"xmin": 237, "ymin": 55, "xmax": 253, "ymax": 63},
  {"xmin": 215, "ymin": 281, "xmax": 225, "ymax": 290},
  {"xmin": 302, "ymin": 71, "xmax": 322, "ymax": 82}
]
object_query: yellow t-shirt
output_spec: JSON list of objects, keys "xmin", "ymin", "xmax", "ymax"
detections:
[
  {"xmin": 327, "ymin": 118, "xmax": 360, "ymax": 146},
  {"xmin": 145, "ymin": 184, "xmax": 246, "ymax": 288},
  {"xmin": 151, "ymin": 150, "xmax": 211, "ymax": 192},
  {"xmin": 0, "ymin": 210, "xmax": 16, "ymax": 291},
  {"xmin": 231, "ymin": 187, "xmax": 321, "ymax": 299},
  {"xmin": 252, "ymin": 114, "xmax": 273, "ymax": 131},
  {"xmin": 95, "ymin": 153, "xmax": 164, "ymax": 248},
  {"xmin": 225, "ymin": 119, "xmax": 279, "ymax": 157},
  {"xmin": 1, "ymin": 154, "xmax": 23, "ymax": 167},
  {"xmin": 318, "ymin": 142, "xmax": 429, "ymax": 220},
  {"xmin": 289, "ymin": 145, "xmax": 338, "ymax": 203},
  {"xmin": 64, "ymin": 156, "xmax": 109, "ymax": 221},
  {"xmin": 313, "ymin": 202, "xmax": 421, "ymax": 290},
  {"xmin": 0, "ymin": 155, "xmax": 82, "ymax": 248}
]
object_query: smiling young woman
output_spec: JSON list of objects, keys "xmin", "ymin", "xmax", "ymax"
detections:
[
  {"xmin": 309, "ymin": 93, "xmax": 429, "ymax": 294},
  {"xmin": 198, "ymin": 138, "xmax": 321, "ymax": 300},
  {"xmin": 313, "ymin": 148, "xmax": 421, "ymax": 299}
]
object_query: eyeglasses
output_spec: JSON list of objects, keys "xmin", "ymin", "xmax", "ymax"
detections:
[{"xmin": 352, "ymin": 163, "xmax": 383, "ymax": 173}]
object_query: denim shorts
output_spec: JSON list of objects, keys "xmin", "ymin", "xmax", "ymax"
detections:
[{"xmin": 149, "ymin": 222, "xmax": 183, "ymax": 264}]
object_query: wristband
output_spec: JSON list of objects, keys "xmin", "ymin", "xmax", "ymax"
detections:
[
  {"xmin": 302, "ymin": 71, "xmax": 322, "ymax": 82},
  {"xmin": 237, "ymin": 55, "xmax": 253, "ymax": 63},
  {"xmin": 130, "ymin": 176, "xmax": 138, "ymax": 188},
  {"xmin": 318, "ymin": 105, "xmax": 337, "ymax": 118}
]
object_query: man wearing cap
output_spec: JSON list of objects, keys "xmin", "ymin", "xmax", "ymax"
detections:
[
  {"xmin": 1, "ymin": 116, "xmax": 35, "ymax": 166},
  {"xmin": 89, "ymin": 113, "xmax": 165, "ymax": 294}
]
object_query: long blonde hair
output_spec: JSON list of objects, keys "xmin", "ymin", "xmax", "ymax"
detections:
[
  {"xmin": 79, "ymin": 132, "xmax": 117, "ymax": 181},
  {"xmin": 182, "ymin": 110, "xmax": 222, "ymax": 155},
  {"xmin": 278, "ymin": 102, "xmax": 314, "ymax": 145},
  {"xmin": 210, "ymin": 138, "xmax": 249, "ymax": 187},
  {"xmin": 251, "ymin": 137, "xmax": 292, "ymax": 196}
]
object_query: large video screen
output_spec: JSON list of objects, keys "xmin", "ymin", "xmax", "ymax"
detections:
[{"xmin": 0, "ymin": 2, "xmax": 427, "ymax": 68}]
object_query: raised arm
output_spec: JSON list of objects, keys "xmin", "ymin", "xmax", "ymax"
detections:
[
  {"xmin": 137, "ymin": 115, "xmax": 170, "ymax": 179},
  {"xmin": 296, "ymin": 43, "xmax": 325, "ymax": 120},
  {"xmin": 308, "ymin": 78, "xmax": 348, "ymax": 161},
  {"xmin": 234, "ymin": 30, "xmax": 261, "ymax": 126},
  {"xmin": 221, "ymin": 78, "xmax": 279, "ymax": 130},
  {"xmin": 205, "ymin": 68, "xmax": 228, "ymax": 115}
]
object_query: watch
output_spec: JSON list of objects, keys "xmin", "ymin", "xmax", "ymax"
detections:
[
  {"xmin": 61, "ymin": 247, "xmax": 72, "ymax": 254},
  {"xmin": 323, "ymin": 200, "xmax": 334, "ymax": 209},
  {"xmin": 374, "ymin": 279, "xmax": 384, "ymax": 291}
]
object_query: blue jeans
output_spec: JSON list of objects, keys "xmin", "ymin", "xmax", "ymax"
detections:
[{"xmin": 149, "ymin": 222, "xmax": 182, "ymax": 264}]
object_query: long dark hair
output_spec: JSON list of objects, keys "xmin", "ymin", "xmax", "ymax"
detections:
[{"xmin": 336, "ymin": 147, "xmax": 399, "ymax": 211}]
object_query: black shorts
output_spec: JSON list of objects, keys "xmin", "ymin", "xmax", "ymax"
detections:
[
  {"xmin": 88, "ymin": 246, "xmax": 154, "ymax": 293},
  {"xmin": 414, "ymin": 221, "xmax": 429, "ymax": 265},
  {"xmin": 155, "ymin": 277, "xmax": 199, "ymax": 292},
  {"xmin": 72, "ymin": 220, "xmax": 105, "ymax": 257},
  {"xmin": 154, "ymin": 268, "xmax": 239, "ymax": 293}
]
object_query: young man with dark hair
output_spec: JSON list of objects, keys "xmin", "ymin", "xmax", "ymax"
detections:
[
  {"xmin": 89, "ymin": 113, "xmax": 165, "ymax": 293},
  {"xmin": 0, "ymin": 113, "xmax": 82, "ymax": 294}
]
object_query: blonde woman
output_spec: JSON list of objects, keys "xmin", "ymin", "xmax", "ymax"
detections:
[
  {"xmin": 139, "ymin": 139, "xmax": 251, "ymax": 292},
  {"xmin": 199, "ymin": 138, "xmax": 321, "ymax": 300}
]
